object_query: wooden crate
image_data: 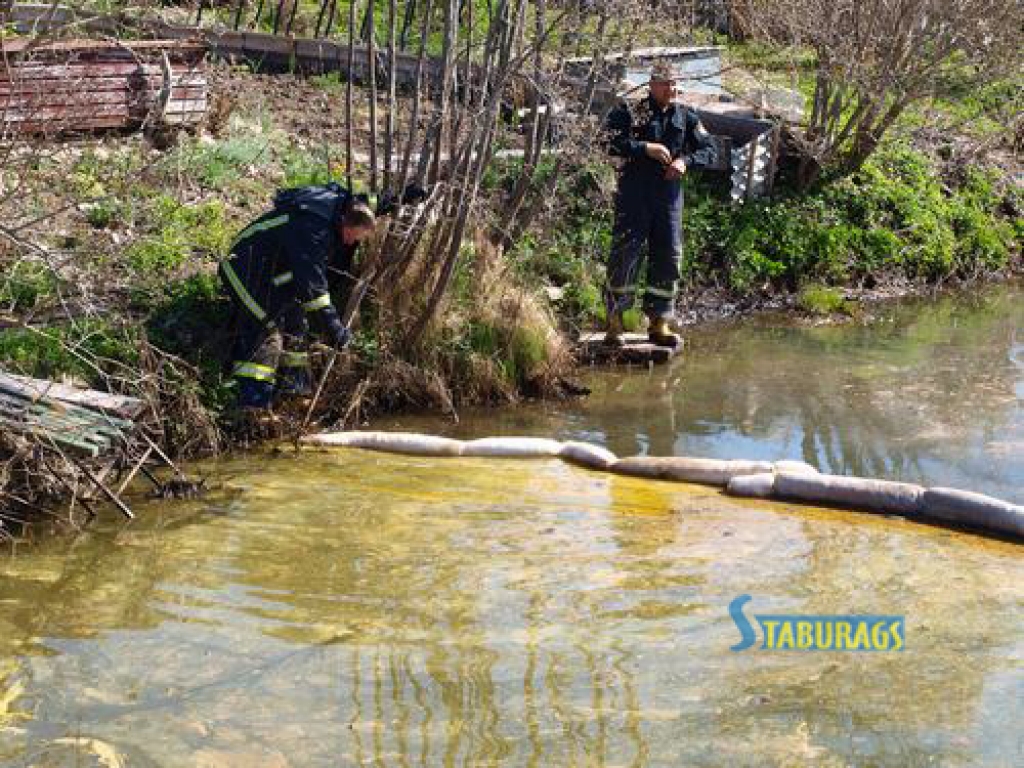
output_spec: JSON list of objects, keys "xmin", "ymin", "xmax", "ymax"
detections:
[{"xmin": 0, "ymin": 38, "xmax": 207, "ymax": 135}]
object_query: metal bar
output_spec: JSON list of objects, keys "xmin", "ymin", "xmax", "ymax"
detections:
[
  {"xmin": 138, "ymin": 432, "xmax": 187, "ymax": 480},
  {"xmin": 139, "ymin": 464, "xmax": 165, "ymax": 494}
]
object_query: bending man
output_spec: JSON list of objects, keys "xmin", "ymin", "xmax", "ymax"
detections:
[{"xmin": 219, "ymin": 181, "xmax": 424, "ymax": 415}]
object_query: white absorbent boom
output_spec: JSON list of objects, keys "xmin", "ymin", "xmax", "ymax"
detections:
[{"xmin": 302, "ymin": 431, "xmax": 1024, "ymax": 540}]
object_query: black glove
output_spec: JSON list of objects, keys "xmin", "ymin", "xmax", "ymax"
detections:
[
  {"xmin": 687, "ymin": 147, "xmax": 718, "ymax": 170},
  {"xmin": 327, "ymin": 322, "xmax": 352, "ymax": 351},
  {"xmin": 375, "ymin": 191, "xmax": 398, "ymax": 217},
  {"xmin": 400, "ymin": 182, "xmax": 429, "ymax": 205}
]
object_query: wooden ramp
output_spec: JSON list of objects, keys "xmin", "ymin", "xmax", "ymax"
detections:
[
  {"xmin": 0, "ymin": 371, "xmax": 190, "ymax": 519},
  {"xmin": 577, "ymin": 332, "xmax": 684, "ymax": 366}
]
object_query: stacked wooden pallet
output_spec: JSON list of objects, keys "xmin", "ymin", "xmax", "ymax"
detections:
[
  {"xmin": 0, "ymin": 372, "xmax": 195, "ymax": 519},
  {"xmin": 0, "ymin": 372, "xmax": 142, "ymax": 458},
  {"xmin": 0, "ymin": 38, "xmax": 207, "ymax": 135}
]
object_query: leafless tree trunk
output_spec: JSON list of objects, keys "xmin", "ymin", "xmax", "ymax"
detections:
[
  {"xmin": 344, "ymin": 0, "xmax": 358, "ymax": 188},
  {"xmin": 366, "ymin": 0, "xmax": 378, "ymax": 190},
  {"xmin": 733, "ymin": 0, "xmax": 1022, "ymax": 187}
]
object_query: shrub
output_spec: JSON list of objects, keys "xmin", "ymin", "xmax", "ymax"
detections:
[
  {"xmin": 126, "ymin": 196, "xmax": 232, "ymax": 275},
  {"xmin": 0, "ymin": 262, "xmax": 58, "ymax": 311},
  {"xmin": 798, "ymin": 284, "xmax": 850, "ymax": 315},
  {"xmin": 179, "ymin": 136, "xmax": 271, "ymax": 187},
  {"xmin": 0, "ymin": 321, "xmax": 140, "ymax": 383}
]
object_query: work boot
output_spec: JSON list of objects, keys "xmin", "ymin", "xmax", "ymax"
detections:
[
  {"xmin": 276, "ymin": 366, "xmax": 313, "ymax": 399},
  {"xmin": 648, "ymin": 316, "xmax": 681, "ymax": 348},
  {"xmin": 603, "ymin": 312, "xmax": 626, "ymax": 347},
  {"xmin": 228, "ymin": 406, "xmax": 282, "ymax": 442}
]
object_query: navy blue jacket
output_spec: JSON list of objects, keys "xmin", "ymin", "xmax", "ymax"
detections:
[
  {"xmin": 606, "ymin": 96, "xmax": 716, "ymax": 184},
  {"xmin": 223, "ymin": 184, "xmax": 353, "ymax": 343}
]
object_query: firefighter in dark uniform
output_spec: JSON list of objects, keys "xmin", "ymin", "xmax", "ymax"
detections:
[
  {"xmin": 219, "ymin": 181, "xmax": 424, "ymax": 414},
  {"xmin": 603, "ymin": 60, "xmax": 716, "ymax": 347}
]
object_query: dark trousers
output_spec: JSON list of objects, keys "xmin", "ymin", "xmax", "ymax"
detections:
[
  {"xmin": 605, "ymin": 174, "xmax": 683, "ymax": 319},
  {"xmin": 228, "ymin": 301, "xmax": 312, "ymax": 408}
]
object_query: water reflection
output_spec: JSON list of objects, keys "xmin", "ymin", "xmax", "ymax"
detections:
[
  {"xmin": 0, "ymin": 449, "xmax": 1021, "ymax": 766},
  {"xmin": 386, "ymin": 284, "xmax": 1024, "ymax": 503},
  {"xmin": 0, "ymin": 286, "xmax": 1022, "ymax": 766}
]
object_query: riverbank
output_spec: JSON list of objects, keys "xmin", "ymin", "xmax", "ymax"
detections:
[{"xmin": 2, "ymin": 59, "xmax": 1020, "ymax": 528}]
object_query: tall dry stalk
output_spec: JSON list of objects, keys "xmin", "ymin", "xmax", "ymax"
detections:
[{"xmin": 324, "ymin": 0, "xmax": 649, "ymax": 344}]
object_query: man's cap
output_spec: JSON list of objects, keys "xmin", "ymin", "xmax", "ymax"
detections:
[{"xmin": 649, "ymin": 60, "xmax": 676, "ymax": 84}]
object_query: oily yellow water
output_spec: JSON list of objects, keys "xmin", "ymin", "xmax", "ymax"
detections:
[
  {"xmin": 1, "ymin": 284, "xmax": 1023, "ymax": 766},
  {"xmin": 0, "ymin": 447, "xmax": 1021, "ymax": 767}
]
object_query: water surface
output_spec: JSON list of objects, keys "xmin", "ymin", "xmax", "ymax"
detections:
[
  {"xmin": 0, "ymin": 286, "xmax": 1021, "ymax": 767},
  {"xmin": 389, "ymin": 283, "xmax": 1024, "ymax": 504}
]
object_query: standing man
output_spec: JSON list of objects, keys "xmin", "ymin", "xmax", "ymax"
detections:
[
  {"xmin": 603, "ymin": 60, "xmax": 716, "ymax": 347},
  {"xmin": 219, "ymin": 181, "xmax": 425, "ymax": 417}
]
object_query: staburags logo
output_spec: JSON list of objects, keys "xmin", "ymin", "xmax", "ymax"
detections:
[{"xmin": 729, "ymin": 595, "xmax": 905, "ymax": 652}]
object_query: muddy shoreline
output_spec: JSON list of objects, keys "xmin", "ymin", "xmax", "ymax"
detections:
[{"xmin": 671, "ymin": 270, "xmax": 1023, "ymax": 329}]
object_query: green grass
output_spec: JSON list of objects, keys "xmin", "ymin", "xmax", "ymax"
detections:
[
  {"xmin": 0, "ymin": 320, "xmax": 141, "ymax": 383},
  {"xmin": 504, "ymin": 142, "xmax": 1019, "ymax": 309},
  {"xmin": 798, "ymin": 284, "xmax": 853, "ymax": 315},
  {"xmin": 0, "ymin": 262, "xmax": 59, "ymax": 312},
  {"xmin": 125, "ymin": 196, "xmax": 232, "ymax": 276},
  {"xmin": 176, "ymin": 136, "xmax": 273, "ymax": 187},
  {"xmin": 694, "ymin": 144, "xmax": 1017, "ymax": 290},
  {"xmin": 726, "ymin": 41, "xmax": 817, "ymax": 74}
]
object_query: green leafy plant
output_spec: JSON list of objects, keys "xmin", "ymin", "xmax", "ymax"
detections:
[{"xmin": 126, "ymin": 196, "xmax": 232, "ymax": 275}]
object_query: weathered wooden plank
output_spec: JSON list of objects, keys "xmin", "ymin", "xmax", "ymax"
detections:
[
  {"xmin": 161, "ymin": 112, "xmax": 206, "ymax": 126},
  {"xmin": 0, "ymin": 37, "xmax": 205, "ymax": 57},
  {"xmin": 576, "ymin": 332, "xmax": 683, "ymax": 365},
  {"xmin": 1, "ymin": 115, "xmax": 135, "ymax": 132},
  {"xmin": 5, "ymin": 58, "xmax": 204, "ymax": 74},
  {"xmin": 0, "ymin": 36, "xmax": 208, "ymax": 135},
  {"xmin": 0, "ymin": 383, "xmax": 134, "ymax": 461},
  {"xmin": 19, "ymin": 402, "xmax": 126, "ymax": 442},
  {"xmin": 0, "ymin": 78, "xmax": 205, "ymax": 97},
  {"xmin": 0, "ymin": 86, "xmax": 206, "ymax": 109},
  {"xmin": 0, "ymin": 402, "xmax": 126, "ymax": 450},
  {"xmin": 0, "ymin": 415, "xmax": 102, "ymax": 457},
  {"xmin": 20, "ymin": 417, "xmax": 112, "ymax": 451},
  {"xmin": 2, "ymin": 92, "xmax": 132, "ymax": 109},
  {"xmin": 0, "ymin": 372, "xmax": 145, "ymax": 420},
  {"xmin": 163, "ymin": 98, "xmax": 209, "ymax": 114},
  {"xmin": 2, "ymin": 105, "xmax": 133, "ymax": 123},
  {"xmin": 1, "ymin": 63, "xmax": 169, "ymax": 82}
]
